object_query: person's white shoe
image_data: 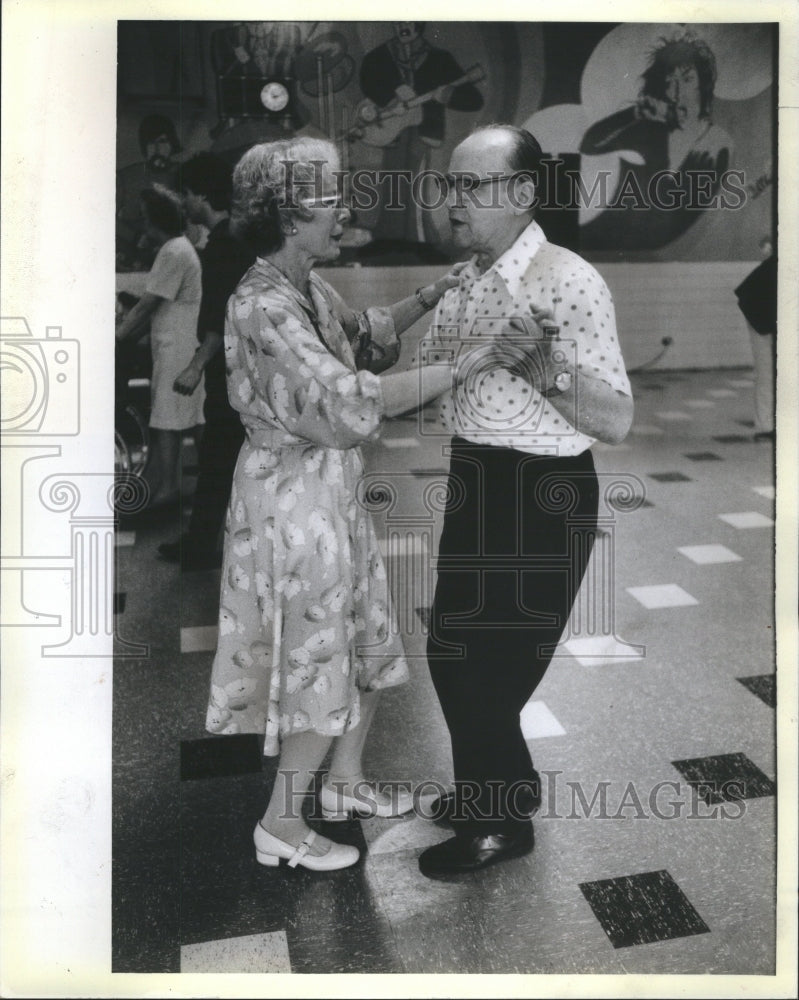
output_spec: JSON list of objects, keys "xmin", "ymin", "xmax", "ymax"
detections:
[
  {"xmin": 318, "ymin": 780, "xmax": 414, "ymax": 821},
  {"xmin": 253, "ymin": 823, "xmax": 359, "ymax": 871}
]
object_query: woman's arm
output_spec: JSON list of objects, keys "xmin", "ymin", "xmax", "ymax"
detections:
[
  {"xmin": 385, "ymin": 263, "xmax": 468, "ymax": 336},
  {"xmin": 378, "ymin": 363, "xmax": 455, "ymax": 418},
  {"xmin": 115, "ymin": 292, "xmax": 163, "ymax": 344}
]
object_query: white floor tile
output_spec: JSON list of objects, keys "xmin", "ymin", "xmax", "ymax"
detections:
[
  {"xmin": 520, "ymin": 700, "xmax": 566, "ymax": 738},
  {"xmin": 655, "ymin": 411, "xmax": 692, "ymax": 421},
  {"xmin": 752, "ymin": 486, "xmax": 775, "ymax": 500},
  {"xmin": 678, "ymin": 544, "xmax": 742, "ymax": 565},
  {"xmin": 383, "ymin": 437, "xmax": 420, "ymax": 449},
  {"xmin": 718, "ymin": 511, "xmax": 775, "ymax": 529},
  {"xmin": 685, "ymin": 400, "xmax": 715, "ymax": 408},
  {"xmin": 363, "ymin": 813, "xmax": 451, "ymax": 856},
  {"xmin": 180, "ymin": 624, "xmax": 218, "ymax": 653},
  {"xmin": 626, "ymin": 584, "xmax": 699, "ymax": 609},
  {"xmin": 180, "ymin": 930, "xmax": 291, "ymax": 973},
  {"xmin": 707, "ymin": 389, "xmax": 737, "ymax": 398},
  {"xmin": 630, "ymin": 424, "xmax": 665, "ymax": 436},
  {"xmin": 728, "ymin": 378, "xmax": 754, "ymax": 387},
  {"xmin": 560, "ymin": 635, "xmax": 647, "ymax": 665},
  {"xmin": 115, "ymin": 531, "xmax": 136, "ymax": 547}
]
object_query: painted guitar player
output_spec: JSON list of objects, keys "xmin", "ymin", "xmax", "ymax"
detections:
[{"xmin": 357, "ymin": 22, "xmax": 484, "ymax": 248}]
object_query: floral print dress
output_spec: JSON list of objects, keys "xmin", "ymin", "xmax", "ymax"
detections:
[{"xmin": 206, "ymin": 258, "xmax": 409, "ymax": 755}]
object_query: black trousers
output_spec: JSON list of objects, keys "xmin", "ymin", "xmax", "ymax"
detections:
[
  {"xmin": 186, "ymin": 382, "xmax": 245, "ymax": 549},
  {"xmin": 427, "ymin": 438, "xmax": 599, "ymax": 836}
]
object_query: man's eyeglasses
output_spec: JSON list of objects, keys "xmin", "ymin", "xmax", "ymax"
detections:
[{"xmin": 434, "ymin": 172, "xmax": 522, "ymax": 199}]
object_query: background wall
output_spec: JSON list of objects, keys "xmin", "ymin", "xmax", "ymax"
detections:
[
  {"xmin": 118, "ymin": 259, "xmax": 759, "ymax": 371},
  {"xmin": 116, "ymin": 19, "xmax": 777, "ymax": 369}
]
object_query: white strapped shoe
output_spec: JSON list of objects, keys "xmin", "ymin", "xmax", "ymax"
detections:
[
  {"xmin": 253, "ymin": 823, "xmax": 359, "ymax": 871},
  {"xmin": 318, "ymin": 780, "xmax": 415, "ymax": 822}
]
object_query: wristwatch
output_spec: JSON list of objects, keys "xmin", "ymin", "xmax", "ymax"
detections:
[{"xmin": 544, "ymin": 370, "xmax": 573, "ymax": 397}]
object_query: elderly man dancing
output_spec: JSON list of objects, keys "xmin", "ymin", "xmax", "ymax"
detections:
[{"xmin": 419, "ymin": 125, "xmax": 633, "ymax": 878}]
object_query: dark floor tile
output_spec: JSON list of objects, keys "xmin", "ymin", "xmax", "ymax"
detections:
[
  {"xmin": 640, "ymin": 384, "xmax": 665, "ymax": 391},
  {"xmin": 113, "ymin": 866, "xmax": 181, "ymax": 972},
  {"xmin": 181, "ymin": 734, "xmax": 264, "ymax": 780},
  {"xmin": 737, "ymin": 419, "xmax": 756, "ymax": 428},
  {"xmin": 648, "ymin": 471, "xmax": 693, "ymax": 483},
  {"xmin": 579, "ymin": 869, "xmax": 710, "ymax": 949},
  {"xmin": 177, "ymin": 777, "xmax": 402, "ymax": 973},
  {"xmin": 713, "ymin": 434, "xmax": 752, "ymax": 444},
  {"xmin": 683, "ymin": 452, "xmax": 723, "ymax": 462},
  {"xmin": 736, "ymin": 674, "xmax": 776, "ymax": 708},
  {"xmin": 671, "ymin": 752, "xmax": 776, "ymax": 804},
  {"xmin": 114, "ymin": 592, "xmax": 127, "ymax": 615},
  {"xmin": 113, "ymin": 825, "xmax": 182, "ymax": 972}
]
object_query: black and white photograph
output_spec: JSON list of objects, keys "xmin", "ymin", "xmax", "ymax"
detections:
[{"xmin": 1, "ymin": 2, "xmax": 797, "ymax": 996}]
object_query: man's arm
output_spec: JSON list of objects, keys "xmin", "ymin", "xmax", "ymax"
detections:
[
  {"xmin": 487, "ymin": 289, "xmax": 633, "ymax": 445},
  {"xmin": 173, "ymin": 331, "xmax": 223, "ymax": 395},
  {"xmin": 542, "ymin": 368, "xmax": 633, "ymax": 445}
]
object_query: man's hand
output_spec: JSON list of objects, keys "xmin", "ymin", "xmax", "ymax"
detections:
[
  {"xmin": 487, "ymin": 307, "xmax": 567, "ymax": 391},
  {"xmin": 394, "ymin": 83, "xmax": 416, "ymax": 105},
  {"xmin": 173, "ymin": 359, "xmax": 203, "ymax": 396},
  {"xmin": 433, "ymin": 84, "xmax": 454, "ymax": 105},
  {"xmin": 635, "ymin": 95, "xmax": 674, "ymax": 125}
]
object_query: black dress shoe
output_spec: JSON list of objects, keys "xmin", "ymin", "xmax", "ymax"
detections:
[
  {"xmin": 430, "ymin": 775, "xmax": 541, "ymax": 824},
  {"xmin": 418, "ymin": 826, "xmax": 534, "ymax": 879}
]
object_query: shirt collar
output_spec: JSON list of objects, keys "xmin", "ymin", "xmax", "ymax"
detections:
[{"xmin": 470, "ymin": 220, "xmax": 547, "ymax": 300}]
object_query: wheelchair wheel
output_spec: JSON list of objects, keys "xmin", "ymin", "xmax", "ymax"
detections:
[
  {"xmin": 115, "ymin": 403, "xmax": 150, "ymax": 477},
  {"xmin": 115, "ymin": 429, "xmax": 132, "ymax": 475}
]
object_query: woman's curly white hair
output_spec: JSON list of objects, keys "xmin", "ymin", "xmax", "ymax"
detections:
[{"xmin": 230, "ymin": 137, "xmax": 340, "ymax": 253}]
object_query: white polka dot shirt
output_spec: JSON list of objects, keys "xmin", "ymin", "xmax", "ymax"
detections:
[{"xmin": 420, "ymin": 221, "xmax": 631, "ymax": 456}]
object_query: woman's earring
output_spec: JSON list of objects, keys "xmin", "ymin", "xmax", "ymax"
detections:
[{"xmin": 287, "ymin": 224, "xmax": 298, "ymax": 235}]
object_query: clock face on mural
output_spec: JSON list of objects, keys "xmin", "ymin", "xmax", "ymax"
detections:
[{"xmin": 260, "ymin": 81, "xmax": 289, "ymax": 112}]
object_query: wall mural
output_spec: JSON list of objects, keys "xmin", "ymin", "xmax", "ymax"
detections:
[{"xmin": 116, "ymin": 20, "xmax": 775, "ymax": 271}]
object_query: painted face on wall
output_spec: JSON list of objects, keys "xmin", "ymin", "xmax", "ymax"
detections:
[
  {"xmin": 664, "ymin": 64, "xmax": 703, "ymax": 126},
  {"xmin": 145, "ymin": 134, "xmax": 174, "ymax": 171},
  {"xmin": 393, "ymin": 23, "xmax": 421, "ymax": 44}
]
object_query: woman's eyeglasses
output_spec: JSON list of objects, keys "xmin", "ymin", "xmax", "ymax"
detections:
[{"xmin": 299, "ymin": 193, "xmax": 349, "ymax": 210}]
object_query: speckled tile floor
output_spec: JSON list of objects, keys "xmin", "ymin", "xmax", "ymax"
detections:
[{"xmin": 113, "ymin": 368, "xmax": 777, "ymax": 976}]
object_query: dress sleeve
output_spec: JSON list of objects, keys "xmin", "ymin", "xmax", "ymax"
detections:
[
  {"xmin": 229, "ymin": 293, "xmax": 386, "ymax": 449},
  {"xmin": 323, "ymin": 280, "xmax": 401, "ymax": 374},
  {"xmin": 146, "ymin": 241, "xmax": 184, "ymax": 301}
]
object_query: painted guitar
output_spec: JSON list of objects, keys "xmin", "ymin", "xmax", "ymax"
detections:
[{"xmin": 347, "ymin": 63, "xmax": 485, "ymax": 147}]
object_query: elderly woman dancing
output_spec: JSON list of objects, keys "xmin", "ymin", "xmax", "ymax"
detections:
[{"xmin": 206, "ymin": 137, "xmax": 463, "ymax": 871}]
